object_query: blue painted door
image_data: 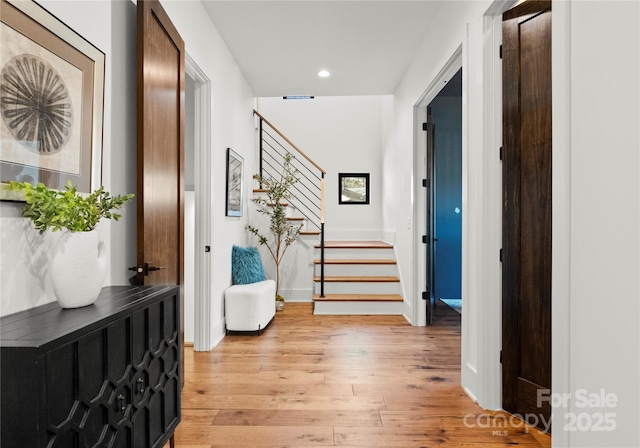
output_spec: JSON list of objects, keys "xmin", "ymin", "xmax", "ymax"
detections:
[{"xmin": 428, "ymin": 76, "xmax": 462, "ymax": 301}]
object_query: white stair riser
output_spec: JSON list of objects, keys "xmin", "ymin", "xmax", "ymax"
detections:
[
  {"xmin": 287, "ymin": 220, "xmax": 306, "ymax": 231},
  {"xmin": 313, "ymin": 300, "xmax": 404, "ymax": 315},
  {"xmin": 314, "ymin": 264, "xmax": 397, "ymax": 277},
  {"xmin": 314, "ymin": 282, "xmax": 401, "ymax": 295},
  {"xmin": 315, "ymin": 248, "xmax": 394, "ymax": 259},
  {"xmin": 251, "ymin": 192, "xmax": 298, "ymax": 218}
]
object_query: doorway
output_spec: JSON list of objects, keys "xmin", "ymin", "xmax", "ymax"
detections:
[
  {"xmin": 185, "ymin": 55, "xmax": 212, "ymax": 351},
  {"xmin": 426, "ymin": 68, "xmax": 463, "ymax": 322},
  {"xmin": 184, "ymin": 74, "xmax": 196, "ymax": 345},
  {"xmin": 412, "ymin": 47, "xmax": 462, "ymax": 328}
]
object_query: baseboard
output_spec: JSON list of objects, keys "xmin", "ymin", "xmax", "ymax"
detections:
[
  {"xmin": 207, "ymin": 318, "xmax": 226, "ymax": 350},
  {"xmin": 279, "ymin": 288, "xmax": 313, "ymax": 302}
]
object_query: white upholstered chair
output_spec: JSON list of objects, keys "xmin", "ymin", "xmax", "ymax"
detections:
[{"xmin": 224, "ymin": 246, "xmax": 276, "ymax": 333}]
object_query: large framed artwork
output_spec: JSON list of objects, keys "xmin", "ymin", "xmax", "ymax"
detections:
[
  {"xmin": 0, "ymin": 0, "xmax": 105, "ymax": 201},
  {"xmin": 339, "ymin": 172, "xmax": 370, "ymax": 205},
  {"xmin": 225, "ymin": 148, "xmax": 243, "ymax": 217}
]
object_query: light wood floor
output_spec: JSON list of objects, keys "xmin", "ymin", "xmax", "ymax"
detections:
[{"xmin": 169, "ymin": 302, "xmax": 551, "ymax": 447}]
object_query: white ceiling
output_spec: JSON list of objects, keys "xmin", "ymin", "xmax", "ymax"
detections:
[{"xmin": 200, "ymin": 1, "xmax": 442, "ymax": 97}]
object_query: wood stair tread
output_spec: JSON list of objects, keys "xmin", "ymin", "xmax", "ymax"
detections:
[
  {"xmin": 315, "ymin": 240, "xmax": 393, "ymax": 249},
  {"xmin": 313, "ymin": 258, "xmax": 396, "ymax": 265},
  {"xmin": 313, "ymin": 275, "xmax": 400, "ymax": 283},
  {"xmin": 313, "ymin": 294, "xmax": 403, "ymax": 302},
  {"xmin": 252, "ymin": 188, "xmax": 268, "ymax": 193},
  {"xmin": 287, "ymin": 217, "xmax": 305, "ymax": 221}
]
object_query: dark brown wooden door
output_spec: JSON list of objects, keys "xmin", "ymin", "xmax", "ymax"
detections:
[
  {"xmin": 137, "ymin": 0, "xmax": 185, "ymax": 389},
  {"xmin": 136, "ymin": 0, "xmax": 185, "ymax": 288},
  {"xmin": 502, "ymin": 0, "xmax": 552, "ymax": 429}
]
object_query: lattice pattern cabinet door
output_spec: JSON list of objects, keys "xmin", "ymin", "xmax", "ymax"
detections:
[
  {"xmin": 44, "ymin": 317, "xmax": 133, "ymax": 446},
  {"xmin": 131, "ymin": 295, "xmax": 181, "ymax": 447},
  {"xmin": 0, "ymin": 286, "xmax": 181, "ymax": 448}
]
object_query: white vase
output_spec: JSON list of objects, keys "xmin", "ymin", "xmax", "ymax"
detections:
[{"xmin": 50, "ymin": 230, "xmax": 107, "ymax": 309}]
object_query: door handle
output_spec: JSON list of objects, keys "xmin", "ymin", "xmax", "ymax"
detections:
[
  {"xmin": 146, "ymin": 263, "xmax": 167, "ymax": 272},
  {"xmin": 127, "ymin": 263, "xmax": 166, "ymax": 276}
]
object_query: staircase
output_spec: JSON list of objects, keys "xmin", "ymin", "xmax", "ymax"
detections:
[
  {"xmin": 312, "ymin": 240, "xmax": 404, "ymax": 315},
  {"xmin": 252, "ymin": 110, "xmax": 404, "ymax": 315}
]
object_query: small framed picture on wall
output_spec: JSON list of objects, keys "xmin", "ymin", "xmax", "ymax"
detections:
[
  {"xmin": 225, "ymin": 148, "xmax": 243, "ymax": 216},
  {"xmin": 339, "ymin": 173, "xmax": 370, "ymax": 205}
]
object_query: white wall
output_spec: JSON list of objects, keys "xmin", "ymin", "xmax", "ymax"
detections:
[
  {"xmin": 553, "ymin": 2, "xmax": 640, "ymax": 446},
  {"xmin": 0, "ymin": 0, "xmax": 256, "ymax": 352},
  {"xmin": 256, "ymin": 96, "xmax": 388, "ymax": 240}
]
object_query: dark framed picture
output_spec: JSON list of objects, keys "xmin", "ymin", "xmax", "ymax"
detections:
[
  {"xmin": 0, "ymin": 0, "xmax": 106, "ymax": 201},
  {"xmin": 225, "ymin": 148, "xmax": 243, "ymax": 217},
  {"xmin": 339, "ymin": 173, "xmax": 370, "ymax": 205}
]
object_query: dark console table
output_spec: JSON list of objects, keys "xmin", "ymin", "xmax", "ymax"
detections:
[{"xmin": 1, "ymin": 285, "xmax": 181, "ymax": 448}]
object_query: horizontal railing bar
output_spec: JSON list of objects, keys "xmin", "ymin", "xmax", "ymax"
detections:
[
  {"xmin": 260, "ymin": 172, "xmax": 322, "ymax": 219},
  {"xmin": 262, "ymin": 139, "xmax": 321, "ymax": 181},
  {"xmin": 262, "ymin": 148, "xmax": 322, "ymax": 204},
  {"xmin": 260, "ymin": 173, "xmax": 321, "ymax": 227},
  {"xmin": 255, "ymin": 109, "xmax": 327, "ymax": 175},
  {"xmin": 289, "ymin": 184, "xmax": 322, "ymax": 216},
  {"xmin": 289, "ymin": 199, "xmax": 322, "ymax": 227},
  {"xmin": 262, "ymin": 130, "xmax": 322, "ymax": 181},
  {"xmin": 260, "ymin": 162, "xmax": 321, "ymax": 223},
  {"xmin": 262, "ymin": 144, "xmax": 322, "ymax": 200}
]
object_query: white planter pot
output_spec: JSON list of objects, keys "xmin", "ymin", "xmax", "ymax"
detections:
[{"xmin": 50, "ymin": 230, "xmax": 108, "ymax": 309}]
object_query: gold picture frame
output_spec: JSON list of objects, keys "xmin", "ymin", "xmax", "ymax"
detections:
[{"xmin": 0, "ymin": 0, "xmax": 105, "ymax": 200}]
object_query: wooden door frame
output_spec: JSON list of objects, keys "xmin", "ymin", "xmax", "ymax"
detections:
[{"xmin": 185, "ymin": 54, "xmax": 213, "ymax": 352}]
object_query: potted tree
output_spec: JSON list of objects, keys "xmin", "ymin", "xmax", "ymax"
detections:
[
  {"xmin": 11, "ymin": 180, "xmax": 134, "ymax": 308},
  {"xmin": 246, "ymin": 153, "xmax": 302, "ymax": 309}
]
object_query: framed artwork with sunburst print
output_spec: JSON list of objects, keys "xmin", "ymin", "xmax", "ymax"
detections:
[{"xmin": 0, "ymin": 0, "xmax": 105, "ymax": 200}]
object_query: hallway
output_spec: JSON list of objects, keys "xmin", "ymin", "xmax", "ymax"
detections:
[{"xmin": 171, "ymin": 303, "xmax": 551, "ymax": 447}]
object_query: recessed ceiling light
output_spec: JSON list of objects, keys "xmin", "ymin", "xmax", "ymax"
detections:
[{"xmin": 318, "ymin": 70, "xmax": 330, "ymax": 78}]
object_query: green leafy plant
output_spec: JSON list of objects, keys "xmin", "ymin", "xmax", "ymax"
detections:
[
  {"xmin": 10, "ymin": 181, "xmax": 134, "ymax": 234},
  {"xmin": 246, "ymin": 152, "xmax": 302, "ymax": 301}
]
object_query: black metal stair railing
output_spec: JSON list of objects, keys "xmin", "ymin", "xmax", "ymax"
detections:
[{"xmin": 253, "ymin": 110, "xmax": 327, "ymax": 297}]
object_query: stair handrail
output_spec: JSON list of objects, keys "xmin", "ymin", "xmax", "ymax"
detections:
[
  {"xmin": 253, "ymin": 110, "xmax": 327, "ymax": 175},
  {"xmin": 253, "ymin": 109, "xmax": 326, "ymax": 297}
]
